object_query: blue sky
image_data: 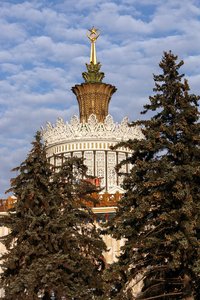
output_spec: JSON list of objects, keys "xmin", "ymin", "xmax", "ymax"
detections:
[{"xmin": 0, "ymin": 0, "xmax": 200, "ymax": 197}]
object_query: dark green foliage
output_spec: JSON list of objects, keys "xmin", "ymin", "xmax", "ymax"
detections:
[
  {"xmin": 108, "ymin": 52, "xmax": 200, "ymax": 299},
  {"xmin": 0, "ymin": 132, "xmax": 106, "ymax": 299}
]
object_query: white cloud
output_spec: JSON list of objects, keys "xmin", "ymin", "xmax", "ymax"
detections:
[
  {"xmin": 0, "ymin": 20, "xmax": 27, "ymax": 44},
  {"xmin": 0, "ymin": 0, "xmax": 200, "ymax": 197}
]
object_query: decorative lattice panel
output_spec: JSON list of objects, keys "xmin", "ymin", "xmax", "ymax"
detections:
[
  {"xmin": 73, "ymin": 151, "xmax": 82, "ymax": 158},
  {"xmin": 96, "ymin": 151, "xmax": 105, "ymax": 187},
  {"xmin": 107, "ymin": 152, "xmax": 117, "ymax": 190},
  {"xmin": 55, "ymin": 157, "xmax": 62, "ymax": 167},
  {"xmin": 84, "ymin": 151, "xmax": 94, "ymax": 176},
  {"xmin": 49, "ymin": 157, "xmax": 54, "ymax": 166}
]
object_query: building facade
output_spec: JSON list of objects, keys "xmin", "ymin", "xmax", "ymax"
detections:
[
  {"xmin": 42, "ymin": 27, "xmax": 143, "ymax": 262},
  {"xmin": 42, "ymin": 27, "xmax": 143, "ymax": 196},
  {"xmin": 0, "ymin": 28, "xmax": 143, "ymax": 271},
  {"xmin": 42, "ymin": 114, "xmax": 142, "ymax": 194}
]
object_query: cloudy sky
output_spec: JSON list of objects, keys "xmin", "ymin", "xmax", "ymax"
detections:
[{"xmin": 0, "ymin": 0, "xmax": 200, "ymax": 197}]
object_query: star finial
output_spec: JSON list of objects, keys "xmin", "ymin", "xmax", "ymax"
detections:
[{"xmin": 87, "ymin": 27, "xmax": 100, "ymax": 64}]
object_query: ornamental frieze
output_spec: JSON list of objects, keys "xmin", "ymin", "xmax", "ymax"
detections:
[{"xmin": 42, "ymin": 114, "xmax": 143, "ymax": 146}]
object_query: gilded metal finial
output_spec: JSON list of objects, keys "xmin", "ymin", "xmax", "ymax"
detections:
[{"xmin": 87, "ymin": 27, "xmax": 100, "ymax": 65}]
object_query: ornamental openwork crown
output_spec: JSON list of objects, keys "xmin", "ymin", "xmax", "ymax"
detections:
[{"xmin": 42, "ymin": 114, "xmax": 143, "ymax": 145}]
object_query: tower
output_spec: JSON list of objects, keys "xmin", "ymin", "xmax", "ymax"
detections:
[
  {"xmin": 72, "ymin": 28, "xmax": 116, "ymax": 123},
  {"xmin": 42, "ymin": 27, "xmax": 143, "ymax": 195},
  {"xmin": 42, "ymin": 28, "xmax": 143, "ymax": 262}
]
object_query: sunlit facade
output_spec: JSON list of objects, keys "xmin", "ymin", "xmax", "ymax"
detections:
[
  {"xmin": 42, "ymin": 28, "xmax": 143, "ymax": 263},
  {"xmin": 0, "ymin": 28, "xmax": 143, "ymax": 268}
]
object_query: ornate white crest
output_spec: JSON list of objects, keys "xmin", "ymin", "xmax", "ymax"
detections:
[{"xmin": 42, "ymin": 114, "xmax": 144, "ymax": 146}]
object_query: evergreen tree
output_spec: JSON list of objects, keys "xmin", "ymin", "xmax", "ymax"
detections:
[
  {"xmin": 0, "ymin": 132, "xmax": 106, "ymax": 299},
  {"xmin": 47, "ymin": 157, "xmax": 107, "ymax": 300},
  {"xmin": 108, "ymin": 52, "xmax": 200, "ymax": 299},
  {"xmin": 0, "ymin": 131, "xmax": 52, "ymax": 299}
]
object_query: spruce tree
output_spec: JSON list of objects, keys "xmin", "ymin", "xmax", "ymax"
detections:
[
  {"xmin": 0, "ymin": 132, "xmax": 106, "ymax": 299},
  {"xmin": 47, "ymin": 157, "xmax": 107, "ymax": 300},
  {"xmin": 0, "ymin": 131, "xmax": 52, "ymax": 299},
  {"xmin": 108, "ymin": 51, "xmax": 200, "ymax": 299}
]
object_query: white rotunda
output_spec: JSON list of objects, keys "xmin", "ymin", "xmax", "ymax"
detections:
[{"xmin": 42, "ymin": 27, "xmax": 143, "ymax": 197}]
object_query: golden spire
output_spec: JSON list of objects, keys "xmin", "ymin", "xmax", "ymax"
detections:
[
  {"xmin": 87, "ymin": 27, "xmax": 100, "ymax": 65},
  {"xmin": 72, "ymin": 27, "xmax": 117, "ymax": 123}
]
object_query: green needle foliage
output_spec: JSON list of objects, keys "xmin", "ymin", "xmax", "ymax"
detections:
[
  {"xmin": 0, "ymin": 132, "xmax": 106, "ymax": 300},
  {"xmin": 107, "ymin": 52, "xmax": 200, "ymax": 299}
]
